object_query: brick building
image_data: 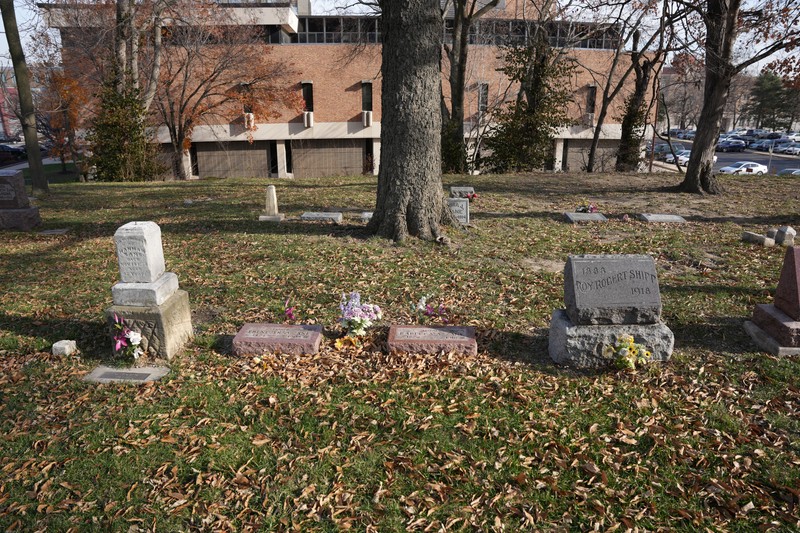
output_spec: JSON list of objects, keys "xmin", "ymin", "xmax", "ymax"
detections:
[{"xmin": 46, "ymin": 0, "xmax": 642, "ymax": 178}]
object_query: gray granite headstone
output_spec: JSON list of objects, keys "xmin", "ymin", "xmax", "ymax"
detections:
[
  {"xmin": 301, "ymin": 212, "xmax": 343, "ymax": 223},
  {"xmin": 447, "ymin": 198, "xmax": 469, "ymax": 224},
  {"xmin": 0, "ymin": 170, "xmax": 28, "ymax": 209},
  {"xmin": 637, "ymin": 213, "xmax": 687, "ymax": 223},
  {"xmin": 450, "ymin": 186, "xmax": 475, "ymax": 198},
  {"xmin": 564, "ymin": 212, "xmax": 608, "ymax": 224},
  {"xmin": 564, "ymin": 254, "xmax": 662, "ymax": 325}
]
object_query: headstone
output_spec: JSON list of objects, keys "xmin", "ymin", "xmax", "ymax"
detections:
[
  {"xmin": 745, "ymin": 247, "xmax": 800, "ymax": 356},
  {"xmin": 106, "ymin": 221, "xmax": 192, "ymax": 360},
  {"xmin": 766, "ymin": 228, "xmax": 779, "ymax": 239},
  {"xmin": 360, "ymin": 211, "xmax": 373, "ymax": 222},
  {"xmin": 52, "ymin": 340, "xmax": 78, "ymax": 356},
  {"xmin": 564, "ymin": 254, "xmax": 662, "ymax": 325},
  {"xmin": 637, "ymin": 213, "xmax": 687, "ymax": 223},
  {"xmin": 259, "ymin": 185, "xmax": 285, "ymax": 222},
  {"xmin": 39, "ymin": 228, "xmax": 70, "ymax": 236},
  {"xmin": 301, "ymin": 212, "xmax": 343, "ymax": 223},
  {"xmin": 549, "ymin": 254, "xmax": 673, "ymax": 368},
  {"xmin": 447, "ymin": 198, "xmax": 469, "ymax": 225},
  {"xmin": 776, "ymin": 226, "xmax": 796, "ymax": 247},
  {"xmin": 232, "ymin": 323, "xmax": 323, "ymax": 356},
  {"xmin": 564, "ymin": 212, "xmax": 608, "ymax": 224},
  {"xmin": 114, "ymin": 221, "xmax": 166, "ymax": 283},
  {"xmin": 83, "ymin": 365, "xmax": 170, "ymax": 384},
  {"xmin": 450, "ymin": 186, "xmax": 475, "ymax": 198},
  {"xmin": 742, "ymin": 231, "xmax": 775, "ymax": 247},
  {"xmin": 387, "ymin": 325, "xmax": 477, "ymax": 356},
  {"xmin": 0, "ymin": 170, "xmax": 41, "ymax": 231}
]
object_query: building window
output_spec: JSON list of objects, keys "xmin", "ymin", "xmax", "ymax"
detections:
[
  {"xmin": 586, "ymin": 85, "xmax": 597, "ymax": 114},
  {"xmin": 361, "ymin": 81, "xmax": 373, "ymax": 112},
  {"xmin": 477, "ymin": 83, "xmax": 488, "ymax": 114},
  {"xmin": 301, "ymin": 82, "xmax": 314, "ymax": 112}
]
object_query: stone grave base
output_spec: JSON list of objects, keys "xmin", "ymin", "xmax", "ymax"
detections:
[
  {"xmin": 750, "ymin": 304, "xmax": 800, "ymax": 347},
  {"xmin": 112, "ymin": 272, "xmax": 179, "ymax": 306},
  {"xmin": 106, "ymin": 290, "xmax": 193, "ymax": 360},
  {"xmin": 744, "ymin": 321, "xmax": 800, "ymax": 357},
  {"xmin": 232, "ymin": 323, "xmax": 323, "ymax": 356},
  {"xmin": 0, "ymin": 207, "xmax": 41, "ymax": 231},
  {"xmin": 549, "ymin": 309, "xmax": 674, "ymax": 368},
  {"xmin": 387, "ymin": 325, "xmax": 477, "ymax": 356}
]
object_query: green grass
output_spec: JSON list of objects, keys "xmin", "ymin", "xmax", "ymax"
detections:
[
  {"xmin": 1, "ymin": 172, "xmax": 799, "ymax": 530},
  {"xmin": 21, "ymin": 162, "xmax": 82, "ymax": 184}
]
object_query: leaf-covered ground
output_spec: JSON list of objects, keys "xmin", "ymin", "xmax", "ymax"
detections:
[{"xmin": 1, "ymin": 172, "xmax": 799, "ymax": 531}]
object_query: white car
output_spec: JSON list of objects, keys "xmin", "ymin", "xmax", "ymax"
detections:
[
  {"xmin": 718, "ymin": 161, "xmax": 769, "ymax": 175},
  {"xmin": 784, "ymin": 144, "xmax": 800, "ymax": 156},
  {"xmin": 677, "ymin": 153, "xmax": 716, "ymax": 166},
  {"xmin": 665, "ymin": 149, "xmax": 691, "ymax": 164}
]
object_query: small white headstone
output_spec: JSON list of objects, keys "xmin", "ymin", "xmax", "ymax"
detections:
[
  {"xmin": 776, "ymin": 226, "xmax": 796, "ymax": 246},
  {"xmin": 564, "ymin": 212, "xmax": 608, "ymax": 224},
  {"xmin": 448, "ymin": 198, "xmax": 469, "ymax": 224},
  {"xmin": 52, "ymin": 340, "xmax": 78, "ymax": 356},
  {"xmin": 265, "ymin": 185, "xmax": 279, "ymax": 216},
  {"xmin": 637, "ymin": 213, "xmax": 687, "ymax": 223},
  {"xmin": 114, "ymin": 222, "xmax": 166, "ymax": 283},
  {"xmin": 361, "ymin": 211, "xmax": 373, "ymax": 222}
]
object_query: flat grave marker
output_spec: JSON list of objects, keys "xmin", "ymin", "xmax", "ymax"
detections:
[
  {"xmin": 387, "ymin": 325, "xmax": 477, "ymax": 355},
  {"xmin": 450, "ymin": 186, "xmax": 475, "ymax": 198},
  {"xmin": 83, "ymin": 366, "xmax": 170, "ymax": 384},
  {"xmin": 564, "ymin": 212, "xmax": 608, "ymax": 224},
  {"xmin": 301, "ymin": 212, "xmax": 343, "ymax": 223},
  {"xmin": 637, "ymin": 213, "xmax": 687, "ymax": 223},
  {"xmin": 447, "ymin": 198, "xmax": 470, "ymax": 225},
  {"xmin": 232, "ymin": 323, "xmax": 324, "ymax": 356}
]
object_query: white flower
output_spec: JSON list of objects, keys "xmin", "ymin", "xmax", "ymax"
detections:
[
  {"xmin": 127, "ymin": 330, "xmax": 142, "ymax": 346},
  {"xmin": 416, "ymin": 296, "xmax": 428, "ymax": 312},
  {"xmin": 132, "ymin": 347, "xmax": 143, "ymax": 359}
]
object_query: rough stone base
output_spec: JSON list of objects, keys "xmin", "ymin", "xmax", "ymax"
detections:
[
  {"xmin": 751, "ymin": 304, "xmax": 800, "ymax": 347},
  {"xmin": 106, "ymin": 290, "xmax": 193, "ymax": 360},
  {"xmin": 0, "ymin": 207, "xmax": 41, "ymax": 230},
  {"xmin": 744, "ymin": 320, "xmax": 800, "ymax": 357},
  {"xmin": 549, "ymin": 309, "xmax": 674, "ymax": 368}
]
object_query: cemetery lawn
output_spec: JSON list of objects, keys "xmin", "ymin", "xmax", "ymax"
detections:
[{"xmin": 2, "ymin": 172, "xmax": 799, "ymax": 531}]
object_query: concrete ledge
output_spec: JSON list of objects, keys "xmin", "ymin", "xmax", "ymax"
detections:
[{"xmin": 549, "ymin": 309, "xmax": 674, "ymax": 368}]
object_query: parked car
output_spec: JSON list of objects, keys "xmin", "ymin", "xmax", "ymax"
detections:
[
  {"xmin": 729, "ymin": 134, "xmax": 757, "ymax": 146},
  {"xmin": 718, "ymin": 161, "xmax": 769, "ymax": 175},
  {"xmin": 650, "ymin": 142, "xmax": 686, "ymax": 160},
  {"xmin": 786, "ymin": 132, "xmax": 800, "ymax": 142},
  {"xmin": 777, "ymin": 168, "xmax": 800, "ymax": 176},
  {"xmin": 716, "ymin": 139, "xmax": 746, "ymax": 152},
  {"xmin": 677, "ymin": 130, "xmax": 696, "ymax": 140},
  {"xmin": 665, "ymin": 149, "xmax": 692, "ymax": 164},
  {"xmin": 676, "ymin": 152, "xmax": 716, "ymax": 166},
  {"xmin": 0, "ymin": 144, "xmax": 25, "ymax": 164},
  {"xmin": 784, "ymin": 144, "xmax": 800, "ymax": 156},
  {"xmin": 773, "ymin": 142, "xmax": 799, "ymax": 154}
]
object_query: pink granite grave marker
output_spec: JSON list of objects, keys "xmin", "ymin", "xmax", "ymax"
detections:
[
  {"xmin": 387, "ymin": 325, "xmax": 477, "ymax": 355},
  {"xmin": 232, "ymin": 323, "xmax": 323, "ymax": 356}
]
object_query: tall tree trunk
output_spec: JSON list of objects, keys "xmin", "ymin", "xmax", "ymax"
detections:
[
  {"xmin": 616, "ymin": 58, "xmax": 653, "ymax": 172},
  {"xmin": 369, "ymin": 0, "xmax": 449, "ymax": 242},
  {"xmin": 0, "ymin": 0, "xmax": 47, "ymax": 193},
  {"xmin": 680, "ymin": 0, "xmax": 740, "ymax": 194},
  {"xmin": 444, "ymin": 6, "xmax": 469, "ymax": 174}
]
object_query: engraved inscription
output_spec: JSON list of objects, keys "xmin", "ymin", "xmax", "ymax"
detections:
[
  {"xmin": 395, "ymin": 327, "xmax": 470, "ymax": 341},
  {"xmin": 447, "ymin": 198, "xmax": 469, "ymax": 224},
  {"xmin": 575, "ymin": 269, "xmax": 658, "ymax": 293},
  {"xmin": 0, "ymin": 183, "xmax": 15, "ymax": 202},
  {"xmin": 243, "ymin": 326, "xmax": 316, "ymax": 340},
  {"xmin": 99, "ymin": 371, "xmax": 150, "ymax": 381},
  {"xmin": 117, "ymin": 244, "xmax": 150, "ymax": 278}
]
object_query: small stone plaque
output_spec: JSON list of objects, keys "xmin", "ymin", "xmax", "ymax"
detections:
[
  {"xmin": 360, "ymin": 211, "xmax": 373, "ymax": 222},
  {"xmin": 448, "ymin": 198, "xmax": 469, "ymax": 225},
  {"xmin": 450, "ymin": 186, "xmax": 475, "ymax": 198},
  {"xmin": 638, "ymin": 213, "xmax": 686, "ymax": 223},
  {"xmin": 564, "ymin": 212, "xmax": 608, "ymax": 223},
  {"xmin": 39, "ymin": 228, "xmax": 71, "ymax": 235},
  {"xmin": 564, "ymin": 254, "xmax": 662, "ymax": 325},
  {"xmin": 232, "ymin": 323, "xmax": 323, "ymax": 356},
  {"xmin": 114, "ymin": 221, "xmax": 166, "ymax": 283},
  {"xmin": 0, "ymin": 170, "xmax": 29, "ymax": 209},
  {"xmin": 301, "ymin": 212, "xmax": 343, "ymax": 223},
  {"xmin": 387, "ymin": 325, "xmax": 477, "ymax": 355},
  {"xmin": 83, "ymin": 365, "xmax": 170, "ymax": 384}
]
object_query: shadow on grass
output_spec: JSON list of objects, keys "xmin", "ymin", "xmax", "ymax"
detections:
[{"xmin": 0, "ymin": 312, "xmax": 108, "ymax": 357}]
